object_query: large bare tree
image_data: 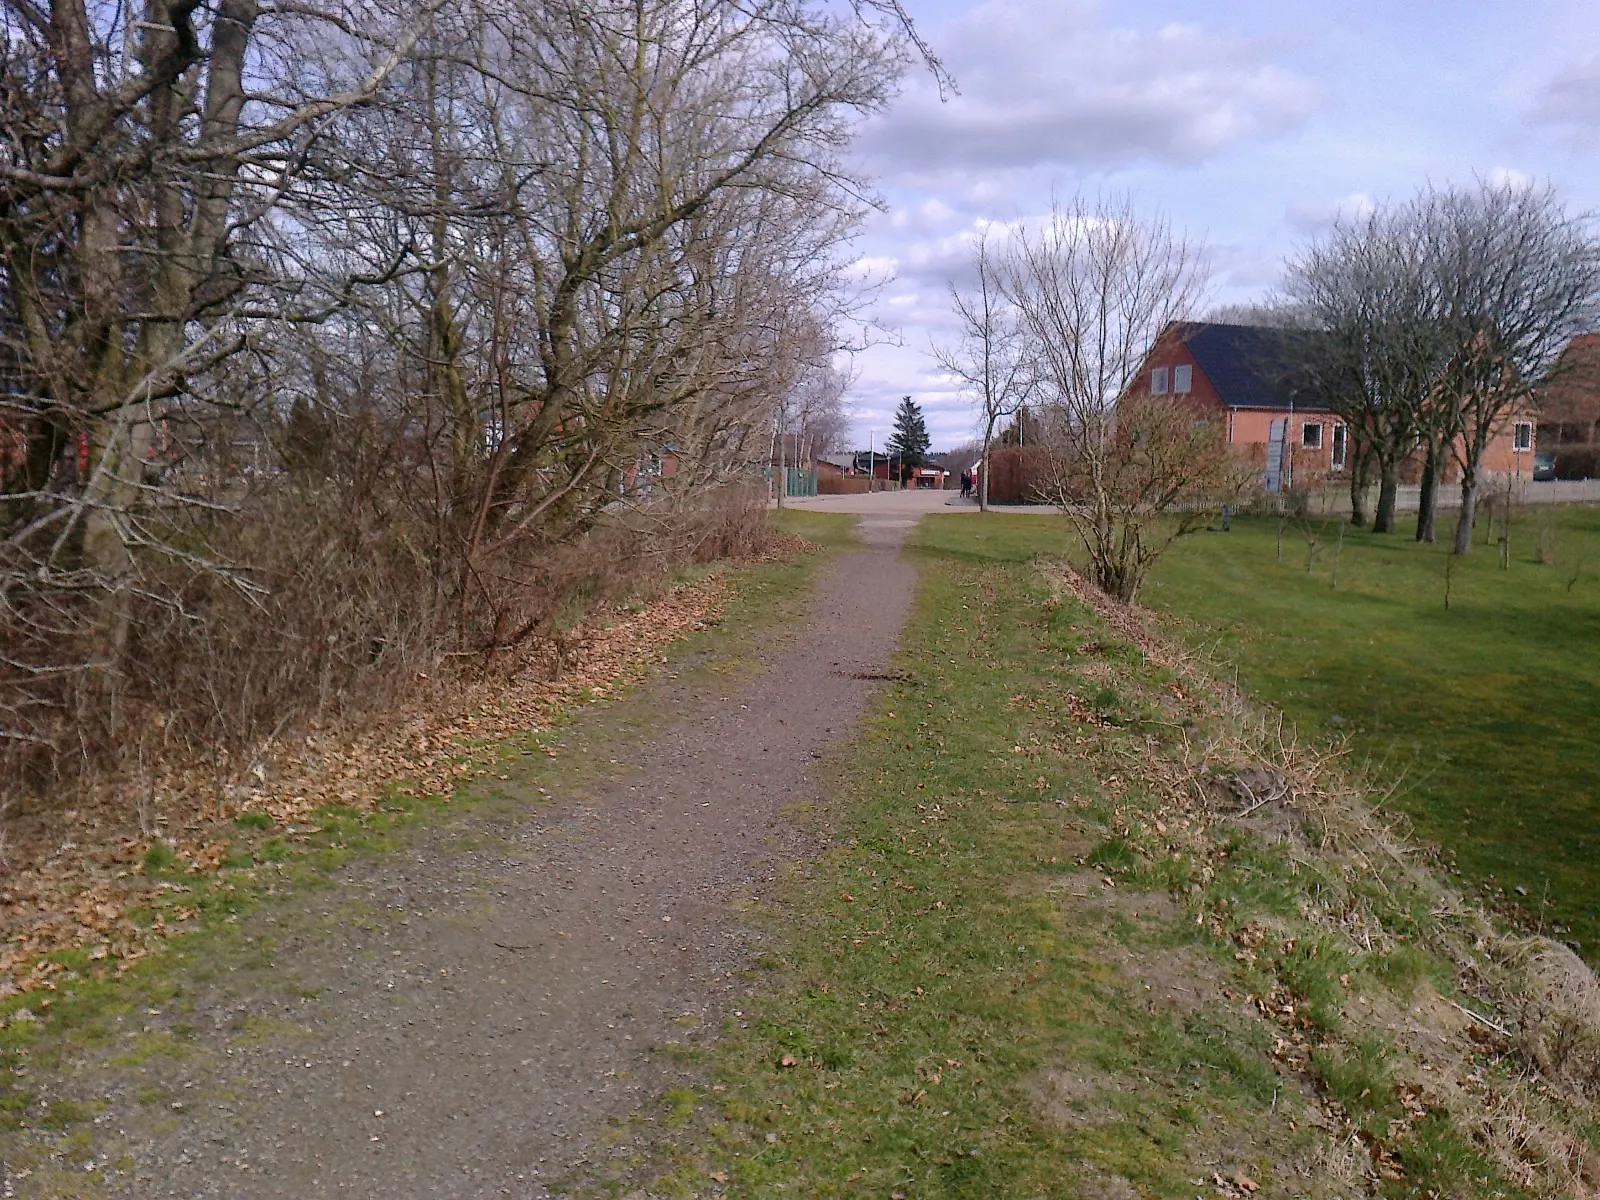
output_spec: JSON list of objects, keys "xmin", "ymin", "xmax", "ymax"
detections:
[
  {"xmin": 1285, "ymin": 181, "xmax": 1600, "ymax": 548},
  {"xmin": 1284, "ymin": 203, "xmax": 1454, "ymax": 536},
  {"xmin": 1428, "ymin": 180, "xmax": 1600, "ymax": 553},
  {"xmin": 0, "ymin": 0, "xmax": 909, "ymax": 791}
]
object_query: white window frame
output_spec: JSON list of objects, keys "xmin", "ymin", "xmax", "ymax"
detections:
[
  {"xmin": 1302, "ymin": 421, "xmax": 1323, "ymax": 450},
  {"xmin": 1513, "ymin": 420, "xmax": 1533, "ymax": 452},
  {"xmin": 1173, "ymin": 364, "xmax": 1193, "ymax": 394},
  {"xmin": 1331, "ymin": 424, "xmax": 1347, "ymax": 470},
  {"xmin": 1150, "ymin": 367, "xmax": 1169, "ymax": 395}
]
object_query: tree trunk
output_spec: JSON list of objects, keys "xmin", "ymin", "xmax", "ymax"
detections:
[
  {"xmin": 1415, "ymin": 442, "xmax": 1439, "ymax": 543},
  {"xmin": 775, "ymin": 424, "xmax": 786, "ymax": 509},
  {"xmin": 1373, "ymin": 462, "xmax": 1399, "ymax": 533},
  {"xmin": 1453, "ymin": 466, "xmax": 1480, "ymax": 555},
  {"xmin": 979, "ymin": 422, "xmax": 991, "ymax": 512},
  {"xmin": 1349, "ymin": 450, "xmax": 1370, "ymax": 528}
]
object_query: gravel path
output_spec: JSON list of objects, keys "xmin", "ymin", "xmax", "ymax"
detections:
[{"xmin": 89, "ymin": 516, "xmax": 917, "ymax": 1199}]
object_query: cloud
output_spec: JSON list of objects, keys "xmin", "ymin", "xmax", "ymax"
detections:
[
  {"xmin": 834, "ymin": 1, "xmax": 1324, "ymax": 449},
  {"xmin": 1486, "ymin": 165, "xmax": 1535, "ymax": 191},
  {"xmin": 1529, "ymin": 53, "xmax": 1600, "ymax": 131},
  {"xmin": 857, "ymin": 0, "xmax": 1321, "ymax": 175}
]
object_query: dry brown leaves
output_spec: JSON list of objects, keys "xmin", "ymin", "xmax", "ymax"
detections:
[{"xmin": 0, "ymin": 569, "xmax": 739, "ymax": 1001}]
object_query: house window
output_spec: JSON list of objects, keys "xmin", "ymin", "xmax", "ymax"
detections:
[
  {"xmin": 1331, "ymin": 424, "xmax": 1348, "ymax": 470},
  {"xmin": 1150, "ymin": 367, "xmax": 1169, "ymax": 395},
  {"xmin": 1514, "ymin": 421, "xmax": 1533, "ymax": 452},
  {"xmin": 1173, "ymin": 364, "xmax": 1193, "ymax": 394},
  {"xmin": 1302, "ymin": 422, "xmax": 1323, "ymax": 450}
]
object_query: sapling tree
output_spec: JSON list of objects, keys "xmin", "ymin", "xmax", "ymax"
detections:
[{"xmin": 1000, "ymin": 193, "xmax": 1250, "ymax": 603}]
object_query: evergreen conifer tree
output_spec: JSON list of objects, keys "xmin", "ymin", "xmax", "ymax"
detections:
[{"xmin": 887, "ymin": 395, "xmax": 931, "ymax": 468}]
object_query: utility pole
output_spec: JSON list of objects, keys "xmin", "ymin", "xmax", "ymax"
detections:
[{"xmin": 868, "ymin": 430, "xmax": 874, "ymax": 494}]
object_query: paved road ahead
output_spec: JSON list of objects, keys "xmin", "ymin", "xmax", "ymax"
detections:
[{"xmin": 778, "ymin": 488, "xmax": 1060, "ymax": 516}]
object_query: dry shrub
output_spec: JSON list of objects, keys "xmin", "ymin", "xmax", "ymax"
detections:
[
  {"xmin": 463, "ymin": 482, "xmax": 771, "ymax": 675},
  {"xmin": 1496, "ymin": 937, "xmax": 1600, "ymax": 1097},
  {"xmin": 121, "ymin": 485, "xmax": 440, "ymax": 770},
  {"xmin": 1, "ymin": 474, "xmax": 775, "ymax": 810}
]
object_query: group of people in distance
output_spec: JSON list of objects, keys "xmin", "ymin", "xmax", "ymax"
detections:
[{"xmin": 959, "ymin": 470, "xmax": 976, "ymax": 499}]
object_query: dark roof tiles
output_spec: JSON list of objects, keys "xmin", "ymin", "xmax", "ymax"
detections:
[{"xmin": 1176, "ymin": 322, "xmax": 1334, "ymax": 412}]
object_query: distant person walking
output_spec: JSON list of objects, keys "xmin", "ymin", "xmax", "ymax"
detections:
[{"xmin": 959, "ymin": 470, "xmax": 973, "ymax": 498}]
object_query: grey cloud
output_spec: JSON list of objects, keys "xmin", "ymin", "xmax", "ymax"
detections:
[
  {"xmin": 858, "ymin": 0, "xmax": 1320, "ymax": 174},
  {"xmin": 1530, "ymin": 54, "xmax": 1600, "ymax": 131}
]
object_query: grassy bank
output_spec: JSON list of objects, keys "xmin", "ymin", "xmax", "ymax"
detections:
[
  {"xmin": 1140, "ymin": 506, "xmax": 1600, "ymax": 953},
  {"xmin": 609, "ymin": 513, "xmax": 1593, "ymax": 1199}
]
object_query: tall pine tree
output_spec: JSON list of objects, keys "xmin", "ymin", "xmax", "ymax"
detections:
[{"xmin": 887, "ymin": 395, "xmax": 931, "ymax": 468}]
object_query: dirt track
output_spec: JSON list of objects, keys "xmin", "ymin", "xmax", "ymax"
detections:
[{"xmin": 64, "ymin": 517, "xmax": 917, "ymax": 1198}]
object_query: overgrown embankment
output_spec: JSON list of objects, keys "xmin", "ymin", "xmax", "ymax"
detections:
[{"xmin": 606, "ymin": 513, "xmax": 1600, "ymax": 1199}]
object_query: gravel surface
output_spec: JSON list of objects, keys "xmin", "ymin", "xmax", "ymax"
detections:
[{"xmin": 85, "ymin": 517, "xmax": 917, "ymax": 1199}]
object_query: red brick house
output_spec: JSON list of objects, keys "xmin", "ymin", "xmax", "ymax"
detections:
[
  {"xmin": 1538, "ymin": 333, "xmax": 1600, "ymax": 447},
  {"xmin": 1130, "ymin": 321, "xmax": 1536, "ymax": 487}
]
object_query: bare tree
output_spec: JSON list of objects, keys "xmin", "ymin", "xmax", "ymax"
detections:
[
  {"xmin": 1001, "ymin": 194, "xmax": 1246, "ymax": 603},
  {"xmin": 1284, "ymin": 203, "xmax": 1453, "ymax": 535},
  {"xmin": 933, "ymin": 232, "xmax": 1032, "ymax": 511},
  {"xmin": 1428, "ymin": 180, "xmax": 1600, "ymax": 553},
  {"xmin": 0, "ymin": 0, "xmax": 445, "ymax": 754},
  {"xmin": 0, "ymin": 0, "xmax": 910, "ymax": 792}
]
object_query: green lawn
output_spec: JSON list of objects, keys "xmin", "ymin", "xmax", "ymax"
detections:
[{"xmin": 1141, "ymin": 504, "xmax": 1600, "ymax": 953}]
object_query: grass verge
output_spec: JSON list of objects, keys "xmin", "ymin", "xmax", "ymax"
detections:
[{"xmin": 592, "ymin": 512, "xmax": 1597, "ymax": 1200}]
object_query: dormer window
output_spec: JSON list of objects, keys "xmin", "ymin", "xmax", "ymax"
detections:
[{"xmin": 1151, "ymin": 367, "xmax": 1169, "ymax": 395}]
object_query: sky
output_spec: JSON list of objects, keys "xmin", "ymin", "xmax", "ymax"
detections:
[{"xmin": 838, "ymin": 0, "xmax": 1600, "ymax": 452}]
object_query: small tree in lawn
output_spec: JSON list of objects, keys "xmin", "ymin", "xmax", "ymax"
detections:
[
  {"xmin": 1002, "ymin": 193, "xmax": 1249, "ymax": 604},
  {"xmin": 887, "ymin": 396, "xmax": 931, "ymax": 472}
]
